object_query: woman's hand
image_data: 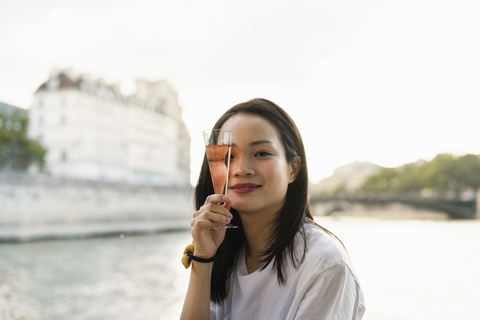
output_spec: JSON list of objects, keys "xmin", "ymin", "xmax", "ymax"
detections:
[{"xmin": 191, "ymin": 194, "xmax": 233, "ymax": 259}]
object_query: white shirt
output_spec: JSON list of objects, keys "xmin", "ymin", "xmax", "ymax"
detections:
[{"xmin": 210, "ymin": 222, "xmax": 365, "ymax": 320}]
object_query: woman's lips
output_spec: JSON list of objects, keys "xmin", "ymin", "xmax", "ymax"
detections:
[{"xmin": 231, "ymin": 183, "xmax": 261, "ymax": 194}]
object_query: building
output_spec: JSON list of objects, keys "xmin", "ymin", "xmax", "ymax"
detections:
[
  {"xmin": 28, "ymin": 69, "xmax": 190, "ymax": 187},
  {"xmin": 0, "ymin": 101, "xmax": 28, "ymax": 116},
  {"xmin": 0, "ymin": 101, "xmax": 30, "ymax": 171}
]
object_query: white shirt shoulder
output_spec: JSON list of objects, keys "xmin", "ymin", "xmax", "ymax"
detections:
[{"xmin": 211, "ymin": 221, "xmax": 366, "ymax": 320}]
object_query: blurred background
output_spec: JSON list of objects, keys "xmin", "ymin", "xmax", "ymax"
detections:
[{"xmin": 1, "ymin": 0, "xmax": 480, "ymax": 319}]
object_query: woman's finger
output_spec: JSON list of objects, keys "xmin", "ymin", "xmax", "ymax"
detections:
[
  {"xmin": 191, "ymin": 218, "xmax": 222, "ymax": 229},
  {"xmin": 193, "ymin": 196, "xmax": 232, "ymax": 220},
  {"xmin": 195, "ymin": 210, "xmax": 232, "ymax": 225},
  {"xmin": 206, "ymin": 194, "xmax": 226, "ymax": 204}
]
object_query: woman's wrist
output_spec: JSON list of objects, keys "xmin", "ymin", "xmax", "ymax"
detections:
[
  {"xmin": 189, "ymin": 251, "xmax": 215, "ymax": 263},
  {"xmin": 182, "ymin": 242, "xmax": 216, "ymax": 268}
]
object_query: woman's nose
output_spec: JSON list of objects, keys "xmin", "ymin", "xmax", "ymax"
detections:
[{"xmin": 231, "ymin": 156, "xmax": 254, "ymax": 176}]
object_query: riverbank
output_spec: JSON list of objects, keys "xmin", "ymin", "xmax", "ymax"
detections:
[
  {"xmin": 1, "ymin": 204, "xmax": 456, "ymax": 242},
  {"xmin": 312, "ymin": 202, "xmax": 453, "ymax": 220},
  {"xmin": 0, "ymin": 173, "xmax": 194, "ymax": 225},
  {"xmin": 0, "ymin": 219, "xmax": 191, "ymax": 243}
]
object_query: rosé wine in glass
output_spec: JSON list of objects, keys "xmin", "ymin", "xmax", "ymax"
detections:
[{"xmin": 203, "ymin": 129, "xmax": 238, "ymax": 229}]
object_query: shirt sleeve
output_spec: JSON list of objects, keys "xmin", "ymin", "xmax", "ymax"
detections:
[{"xmin": 293, "ymin": 263, "xmax": 365, "ymax": 320}]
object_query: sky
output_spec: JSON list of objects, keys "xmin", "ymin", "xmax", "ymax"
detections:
[{"xmin": 1, "ymin": 0, "xmax": 479, "ymax": 184}]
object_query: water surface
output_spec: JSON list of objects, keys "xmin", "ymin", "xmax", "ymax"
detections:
[{"xmin": 1, "ymin": 216, "xmax": 479, "ymax": 319}]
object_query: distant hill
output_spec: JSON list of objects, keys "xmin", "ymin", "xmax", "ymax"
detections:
[{"xmin": 311, "ymin": 161, "xmax": 382, "ymax": 194}]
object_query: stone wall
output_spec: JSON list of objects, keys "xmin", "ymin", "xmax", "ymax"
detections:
[{"xmin": 0, "ymin": 173, "xmax": 194, "ymax": 225}]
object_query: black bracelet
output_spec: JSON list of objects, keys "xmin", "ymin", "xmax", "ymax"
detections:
[{"xmin": 188, "ymin": 251, "xmax": 215, "ymax": 263}]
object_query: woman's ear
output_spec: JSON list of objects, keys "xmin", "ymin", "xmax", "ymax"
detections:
[{"xmin": 289, "ymin": 156, "xmax": 301, "ymax": 184}]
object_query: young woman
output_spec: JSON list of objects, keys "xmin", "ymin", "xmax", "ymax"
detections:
[{"xmin": 181, "ymin": 98, "xmax": 365, "ymax": 320}]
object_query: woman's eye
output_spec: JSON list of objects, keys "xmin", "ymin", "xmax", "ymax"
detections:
[{"xmin": 255, "ymin": 151, "xmax": 270, "ymax": 157}]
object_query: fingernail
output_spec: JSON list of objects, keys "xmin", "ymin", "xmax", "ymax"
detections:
[
  {"xmin": 225, "ymin": 217, "xmax": 231, "ymax": 223},
  {"xmin": 228, "ymin": 214, "xmax": 233, "ymax": 219}
]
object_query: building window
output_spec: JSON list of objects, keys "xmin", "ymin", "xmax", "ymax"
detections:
[
  {"xmin": 13, "ymin": 121, "xmax": 21, "ymax": 132},
  {"xmin": 39, "ymin": 117, "xmax": 43, "ymax": 125},
  {"xmin": 61, "ymin": 151, "xmax": 68, "ymax": 162}
]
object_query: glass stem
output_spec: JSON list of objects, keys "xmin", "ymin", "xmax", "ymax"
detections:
[{"xmin": 224, "ymin": 145, "xmax": 231, "ymax": 198}]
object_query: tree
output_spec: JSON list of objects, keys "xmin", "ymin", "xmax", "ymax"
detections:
[
  {"xmin": 0, "ymin": 109, "xmax": 47, "ymax": 171},
  {"xmin": 359, "ymin": 153, "xmax": 480, "ymax": 197},
  {"xmin": 453, "ymin": 154, "xmax": 480, "ymax": 192},
  {"xmin": 361, "ymin": 167, "xmax": 398, "ymax": 193}
]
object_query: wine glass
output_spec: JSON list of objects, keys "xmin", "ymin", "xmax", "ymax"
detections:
[{"xmin": 203, "ymin": 129, "xmax": 239, "ymax": 229}]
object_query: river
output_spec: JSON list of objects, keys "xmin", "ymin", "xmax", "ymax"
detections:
[{"xmin": 1, "ymin": 216, "xmax": 479, "ymax": 320}]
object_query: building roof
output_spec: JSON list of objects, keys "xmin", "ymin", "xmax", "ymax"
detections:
[
  {"xmin": 35, "ymin": 69, "xmax": 185, "ymax": 122},
  {"xmin": 37, "ymin": 72, "xmax": 79, "ymax": 91}
]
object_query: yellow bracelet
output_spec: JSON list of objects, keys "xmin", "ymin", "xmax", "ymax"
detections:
[
  {"xmin": 182, "ymin": 242, "xmax": 195, "ymax": 269},
  {"xmin": 181, "ymin": 242, "xmax": 216, "ymax": 269}
]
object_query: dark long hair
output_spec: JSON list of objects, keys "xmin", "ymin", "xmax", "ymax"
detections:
[{"xmin": 195, "ymin": 98, "xmax": 316, "ymax": 303}]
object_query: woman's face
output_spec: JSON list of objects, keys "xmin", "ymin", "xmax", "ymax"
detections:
[{"xmin": 221, "ymin": 113, "xmax": 299, "ymax": 218}]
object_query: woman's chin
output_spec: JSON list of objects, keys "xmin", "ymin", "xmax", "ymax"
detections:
[{"xmin": 232, "ymin": 205, "xmax": 257, "ymax": 215}]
